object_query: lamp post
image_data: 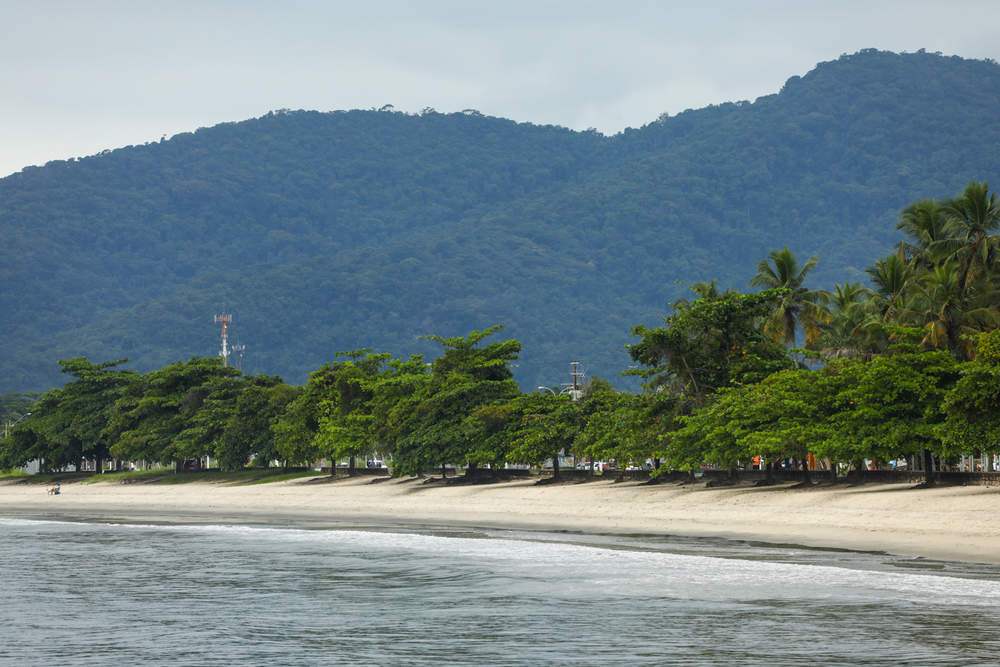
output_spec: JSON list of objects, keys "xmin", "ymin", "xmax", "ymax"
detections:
[{"xmin": 3, "ymin": 412, "xmax": 32, "ymax": 438}]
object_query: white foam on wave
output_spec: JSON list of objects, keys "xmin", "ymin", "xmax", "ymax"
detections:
[
  {"xmin": 7, "ymin": 516, "xmax": 997, "ymax": 606},
  {"xmin": 0, "ymin": 516, "xmax": 96, "ymax": 529}
]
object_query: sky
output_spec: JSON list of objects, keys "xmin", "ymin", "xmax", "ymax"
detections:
[{"xmin": 1, "ymin": 0, "xmax": 998, "ymax": 178}]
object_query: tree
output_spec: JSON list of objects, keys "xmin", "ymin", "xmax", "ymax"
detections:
[
  {"xmin": 367, "ymin": 355, "xmax": 430, "ymax": 470},
  {"xmin": 463, "ymin": 401, "xmax": 519, "ymax": 471},
  {"xmin": 506, "ymin": 393, "xmax": 582, "ymax": 481},
  {"xmin": 668, "ymin": 385, "xmax": 754, "ymax": 475},
  {"xmin": 0, "ymin": 389, "xmax": 66, "ymax": 471},
  {"xmin": 734, "ymin": 367, "xmax": 846, "ymax": 483},
  {"xmin": 750, "ymin": 247, "xmax": 828, "ymax": 347},
  {"xmin": 828, "ymin": 351, "xmax": 958, "ymax": 476},
  {"xmin": 629, "ymin": 289, "xmax": 792, "ymax": 406},
  {"xmin": 215, "ymin": 375, "xmax": 291, "ymax": 471},
  {"xmin": 865, "ymin": 252, "xmax": 913, "ymax": 322},
  {"xmin": 938, "ymin": 330, "xmax": 1000, "ymax": 467},
  {"xmin": 2, "ymin": 358, "xmax": 135, "ymax": 472},
  {"xmin": 577, "ymin": 385, "xmax": 671, "ymax": 474},
  {"xmin": 941, "ymin": 181, "xmax": 1000, "ymax": 290},
  {"xmin": 813, "ymin": 282, "xmax": 876, "ymax": 359},
  {"xmin": 314, "ymin": 350, "xmax": 393, "ymax": 474},
  {"xmin": 896, "ymin": 198, "xmax": 950, "ymax": 265},
  {"xmin": 386, "ymin": 326, "xmax": 522, "ymax": 477},
  {"xmin": 903, "ymin": 262, "xmax": 998, "ymax": 358},
  {"xmin": 272, "ymin": 364, "xmax": 338, "ymax": 466},
  {"xmin": 108, "ymin": 357, "xmax": 240, "ymax": 467}
]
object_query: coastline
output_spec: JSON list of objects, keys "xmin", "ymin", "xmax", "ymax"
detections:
[{"xmin": 2, "ymin": 475, "xmax": 999, "ymax": 565}]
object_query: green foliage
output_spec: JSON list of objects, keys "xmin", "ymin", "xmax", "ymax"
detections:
[
  {"xmin": 215, "ymin": 376, "xmax": 291, "ymax": 470},
  {"xmin": 750, "ymin": 247, "xmax": 826, "ymax": 346},
  {"xmin": 272, "ymin": 363, "xmax": 341, "ymax": 465},
  {"xmin": 939, "ymin": 361, "xmax": 1000, "ymax": 455},
  {"xmin": 0, "ymin": 358, "xmax": 135, "ymax": 471},
  {"xmin": 575, "ymin": 381, "xmax": 667, "ymax": 468},
  {"xmin": 366, "ymin": 355, "xmax": 430, "ymax": 468},
  {"xmin": 629, "ymin": 289, "xmax": 793, "ymax": 404},
  {"xmin": 107, "ymin": 357, "xmax": 241, "ymax": 464},
  {"xmin": 506, "ymin": 393, "xmax": 582, "ymax": 472},
  {"xmin": 385, "ymin": 327, "xmax": 522, "ymax": 475},
  {"xmin": 672, "ymin": 350, "xmax": 962, "ymax": 471},
  {"xmin": 973, "ymin": 329, "xmax": 1000, "ymax": 364},
  {"xmin": 313, "ymin": 350, "xmax": 394, "ymax": 469},
  {"xmin": 463, "ymin": 401, "xmax": 520, "ymax": 469},
  {"xmin": 831, "ymin": 352, "xmax": 960, "ymax": 463},
  {"xmin": 3, "ymin": 51, "xmax": 1000, "ymax": 395}
]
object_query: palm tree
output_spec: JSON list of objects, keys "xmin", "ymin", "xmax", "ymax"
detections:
[
  {"xmin": 896, "ymin": 199, "xmax": 951, "ymax": 265},
  {"xmin": 865, "ymin": 253, "xmax": 913, "ymax": 321},
  {"xmin": 814, "ymin": 282, "xmax": 875, "ymax": 359},
  {"xmin": 750, "ymin": 247, "xmax": 827, "ymax": 346},
  {"xmin": 941, "ymin": 181, "xmax": 1000, "ymax": 289},
  {"xmin": 904, "ymin": 262, "xmax": 1000, "ymax": 359}
]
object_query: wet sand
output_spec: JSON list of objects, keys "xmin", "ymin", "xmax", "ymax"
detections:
[{"xmin": 2, "ymin": 475, "xmax": 999, "ymax": 564}]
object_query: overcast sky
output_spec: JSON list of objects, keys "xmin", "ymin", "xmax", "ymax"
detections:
[{"xmin": 1, "ymin": 1, "xmax": 997, "ymax": 178}]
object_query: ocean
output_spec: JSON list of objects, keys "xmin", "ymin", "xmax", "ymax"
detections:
[{"xmin": 1, "ymin": 516, "xmax": 998, "ymax": 665}]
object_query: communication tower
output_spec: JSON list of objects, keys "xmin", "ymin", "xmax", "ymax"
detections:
[{"xmin": 214, "ymin": 308, "xmax": 232, "ymax": 366}]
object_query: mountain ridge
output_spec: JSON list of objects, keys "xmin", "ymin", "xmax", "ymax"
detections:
[{"xmin": 3, "ymin": 49, "xmax": 999, "ymax": 392}]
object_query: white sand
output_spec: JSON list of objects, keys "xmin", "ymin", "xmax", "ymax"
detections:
[{"xmin": 3, "ymin": 475, "xmax": 999, "ymax": 564}]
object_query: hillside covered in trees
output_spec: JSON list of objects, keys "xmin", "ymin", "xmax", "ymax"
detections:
[{"xmin": 2, "ymin": 49, "xmax": 999, "ymax": 393}]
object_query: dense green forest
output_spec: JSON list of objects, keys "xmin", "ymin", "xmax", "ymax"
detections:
[
  {"xmin": 2, "ymin": 49, "xmax": 999, "ymax": 393},
  {"xmin": 5, "ymin": 178, "xmax": 1000, "ymax": 478}
]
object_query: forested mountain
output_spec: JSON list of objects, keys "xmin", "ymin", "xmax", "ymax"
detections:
[{"xmin": 2, "ymin": 49, "xmax": 999, "ymax": 393}]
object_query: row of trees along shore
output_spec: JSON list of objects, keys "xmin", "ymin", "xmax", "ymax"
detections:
[{"xmin": 4, "ymin": 181, "xmax": 1000, "ymax": 483}]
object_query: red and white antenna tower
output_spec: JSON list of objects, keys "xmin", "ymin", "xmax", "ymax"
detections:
[{"xmin": 214, "ymin": 308, "xmax": 232, "ymax": 366}]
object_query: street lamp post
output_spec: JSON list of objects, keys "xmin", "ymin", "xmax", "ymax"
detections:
[{"xmin": 3, "ymin": 412, "xmax": 32, "ymax": 438}]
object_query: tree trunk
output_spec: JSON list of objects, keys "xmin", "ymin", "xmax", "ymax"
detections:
[
  {"xmin": 800, "ymin": 457, "xmax": 811, "ymax": 485},
  {"xmin": 922, "ymin": 449, "xmax": 936, "ymax": 484},
  {"xmin": 349, "ymin": 455, "xmax": 356, "ymax": 476},
  {"xmin": 552, "ymin": 454, "xmax": 560, "ymax": 481},
  {"xmin": 441, "ymin": 462, "xmax": 446, "ymax": 478}
]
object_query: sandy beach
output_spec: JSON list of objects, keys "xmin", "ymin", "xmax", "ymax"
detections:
[{"xmin": 3, "ymin": 475, "xmax": 999, "ymax": 564}]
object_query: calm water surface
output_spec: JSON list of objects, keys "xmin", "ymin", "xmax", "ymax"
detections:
[{"xmin": 1, "ymin": 516, "xmax": 999, "ymax": 665}]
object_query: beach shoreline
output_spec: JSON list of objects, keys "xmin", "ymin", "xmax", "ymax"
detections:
[{"xmin": 3, "ymin": 475, "xmax": 999, "ymax": 565}]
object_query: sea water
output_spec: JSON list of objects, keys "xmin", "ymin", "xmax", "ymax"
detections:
[{"xmin": 1, "ymin": 517, "xmax": 998, "ymax": 665}]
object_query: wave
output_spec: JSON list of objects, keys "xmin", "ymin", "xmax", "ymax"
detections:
[{"xmin": 5, "ymin": 515, "xmax": 999, "ymax": 606}]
